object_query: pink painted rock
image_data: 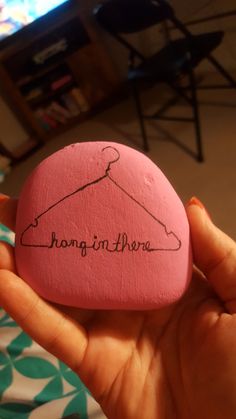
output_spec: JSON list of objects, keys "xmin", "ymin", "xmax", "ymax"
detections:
[{"xmin": 15, "ymin": 142, "xmax": 192, "ymax": 310}]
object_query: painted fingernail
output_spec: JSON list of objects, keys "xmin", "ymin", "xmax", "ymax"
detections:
[{"xmin": 187, "ymin": 196, "xmax": 211, "ymax": 220}]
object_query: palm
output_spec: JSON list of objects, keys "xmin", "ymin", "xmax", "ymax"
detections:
[{"xmin": 66, "ymin": 271, "xmax": 235, "ymax": 419}]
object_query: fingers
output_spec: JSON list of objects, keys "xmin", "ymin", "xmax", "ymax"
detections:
[
  {"xmin": 0, "ymin": 196, "xmax": 89, "ymax": 372},
  {"xmin": 55, "ymin": 304, "xmax": 97, "ymax": 328},
  {"xmin": 0, "ymin": 196, "xmax": 17, "ymax": 231},
  {"xmin": 0, "ymin": 269, "xmax": 88, "ymax": 372},
  {"xmin": 186, "ymin": 198, "xmax": 236, "ymax": 313}
]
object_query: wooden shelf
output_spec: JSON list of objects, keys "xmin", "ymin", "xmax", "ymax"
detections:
[
  {"xmin": 25, "ymin": 81, "xmax": 75, "ymax": 107},
  {"xmin": 12, "ymin": 138, "xmax": 41, "ymax": 160},
  {"xmin": 40, "ymin": 111, "xmax": 90, "ymax": 139},
  {"xmin": 35, "ymin": 84, "xmax": 128, "ymax": 140},
  {"xmin": 0, "ymin": 6, "xmax": 120, "ymax": 161},
  {"xmin": 16, "ymin": 60, "xmax": 66, "ymax": 87}
]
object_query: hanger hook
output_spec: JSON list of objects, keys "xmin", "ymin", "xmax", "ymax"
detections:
[{"xmin": 102, "ymin": 146, "xmax": 120, "ymax": 173}]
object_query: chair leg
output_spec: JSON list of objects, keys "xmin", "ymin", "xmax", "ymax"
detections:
[
  {"xmin": 188, "ymin": 68, "xmax": 204, "ymax": 162},
  {"xmin": 167, "ymin": 81, "xmax": 193, "ymax": 107},
  {"xmin": 208, "ymin": 55, "xmax": 236, "ymax": 88},
  {"xmin": 131, "ymin": 81, "xmax": 149, "ymax": 152}
]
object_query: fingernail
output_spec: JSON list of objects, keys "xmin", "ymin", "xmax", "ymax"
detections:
[{"xmin": 187, "ymin": 196, "xmax": 211, "ymax": 220}]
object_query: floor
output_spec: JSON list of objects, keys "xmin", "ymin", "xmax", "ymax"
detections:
[{"xmin": 2, "ymin": 79, "xmax": 236, "ymax": 240}]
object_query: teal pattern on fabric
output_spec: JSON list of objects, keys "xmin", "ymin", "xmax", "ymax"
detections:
[
  {"xmin": 0, "ymin": 224, "xmax": 11, "ymax": 233},
  {"xmin": 0, "ymin": 308, "xmax": 90, "ymax": 418},
  {"xmin": 0, "ymin": 223, "xmax": 15, "ymax": 246}
]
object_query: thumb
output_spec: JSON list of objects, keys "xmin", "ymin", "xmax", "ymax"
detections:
[{"xmin": 186, "ymin": 197, "xmax": 236, "ymax": 313}]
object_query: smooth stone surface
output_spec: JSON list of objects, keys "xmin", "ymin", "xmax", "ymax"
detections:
[{"xmin": 15, "ymin": 142, "xmax": 192, "ymax": 310}]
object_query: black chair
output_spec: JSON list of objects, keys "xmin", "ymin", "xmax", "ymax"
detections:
[{"xmin": 93, "ymin": 0, "xmax": 236, "ymax": 162}]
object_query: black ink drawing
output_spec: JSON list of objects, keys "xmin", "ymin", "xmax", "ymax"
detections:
[{"xmin": 20, "ymin": 146, "xmax": 182, "ymax": 254}]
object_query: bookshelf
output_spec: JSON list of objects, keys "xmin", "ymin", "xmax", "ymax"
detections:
[{"xmin": 0, "ymin": 5, "xmax": 120, "ymax": 163}]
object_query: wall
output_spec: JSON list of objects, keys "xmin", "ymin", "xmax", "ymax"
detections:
[{"xmin": 171, "ymin": 0, "xmax": 236, "ymax": 72}]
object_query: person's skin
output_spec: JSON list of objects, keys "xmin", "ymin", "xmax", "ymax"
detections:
[{"xmin": 0, "ymin": 195, "xmax": 236, "ymax": 419}]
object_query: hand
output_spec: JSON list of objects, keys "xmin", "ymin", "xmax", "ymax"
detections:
[{"xmin": 0, "ymin": 196, "xmax": 236, "ymax": 419}]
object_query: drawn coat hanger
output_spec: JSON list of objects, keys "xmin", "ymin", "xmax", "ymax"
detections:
[{"xmin": 20, "ymin": 146, "xmax": 181, "ymax": 255}]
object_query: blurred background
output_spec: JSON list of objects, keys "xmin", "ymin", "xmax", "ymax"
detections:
[{"xmin": 0, "ymin": 0, "xmax": 236, "ymax": 238}]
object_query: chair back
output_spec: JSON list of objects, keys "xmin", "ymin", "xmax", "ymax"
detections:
[{"xmin": 94, "ymin": 0, "xmax": 174, "ymax": 35}]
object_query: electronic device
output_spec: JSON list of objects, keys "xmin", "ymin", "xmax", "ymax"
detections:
[{"xmin": 0, "ymin": 0, "xmax": 73, "ymax": 50}]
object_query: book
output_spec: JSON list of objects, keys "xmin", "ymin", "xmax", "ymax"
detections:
[
  {"xmin": 34, "ymin": 109, "xmax": 51, "ymax": 130},
  {"xmin": 25, "ymin": 88, "xmax": 44, "ymax": 102},
  {"xmin": 35, "ymin": 108, "xmax": 58, "ymax": 129},
  {"xmin": 70, "ymin": 87, "xmax": 90, "ymax": 112},
  {"xmin": 51, "ymin": 74, "xmax": 73, "ymax": 91},
  {"xmin": 46, "ymin": 104, "xmax": 67, "ymax": 124},
  {"xmin": 51, "ymin": 100, "xmax": 71, "ymax": 119},
  {"xmin": 61, "ymin": 93, "xmax": 80, "ymax": 117},
  {"xmin": 42, "ymin": 111, "xmax": 59, "ymax": 128}
]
